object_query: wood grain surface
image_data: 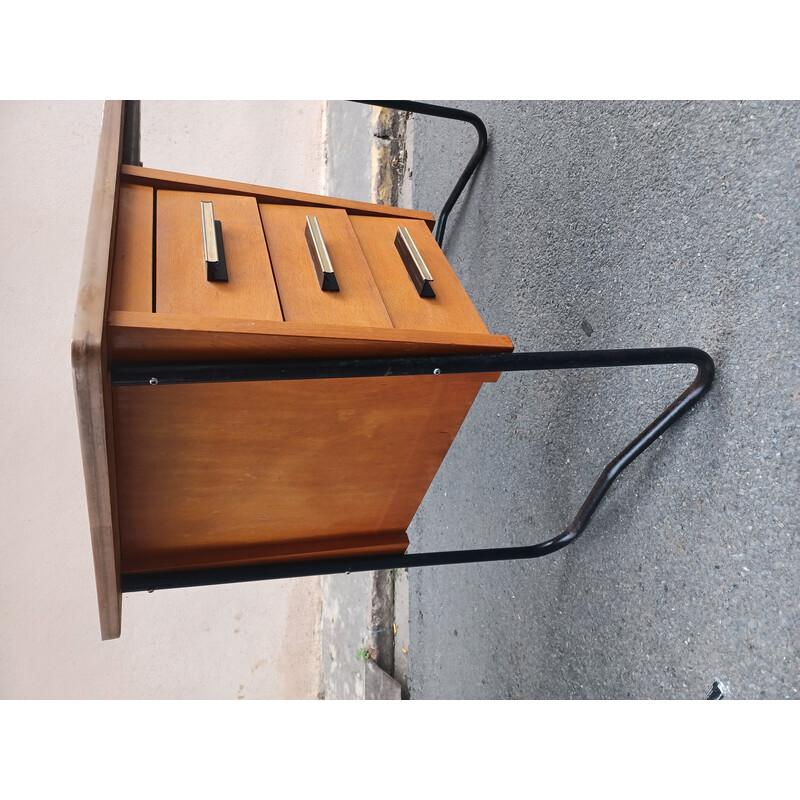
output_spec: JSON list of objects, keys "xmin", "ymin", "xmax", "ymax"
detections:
[
  {"xmin": 121, "ymin": 164, "xmax": 436, "ymax": 228},
  {"xmin": 109, "ymin": 183, "xmax": 153, "ymax": 313},
  {"xmin": 121, "ymin": 531, "xmax": 411, "ymax": 574},
  {"xmin": 71, "ymin": 100, "xmax": 124, "ymax": 640},
  {"xmin": 156, "ymin": 190, "xmax": 283, "ymax": 320},
  {"xmin": 113, "ymin": 373, "xmax": 487, "ymax": 573},
  {"xmin": 76, "ymin": 115, "xmax": 515, "ymax": 638},
  {"xmin": 350, "ymin": 215, "xmax": 491, "ymax": 335},
  {"xmin": 260, "ymin": 205, "xmax": 392, "ymax": 327},
  {"xmin": 107, "ymin": 310, "xmax": 514, "ymax": 366}
]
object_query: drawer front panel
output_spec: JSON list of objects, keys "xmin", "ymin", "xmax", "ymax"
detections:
[
  {"xmin": 349, "ymin": 215, "xmax": 490, "ymax": 335},
  {"xmin": 156, "ymin": 190, "xmax": 283, "ymax": 320},
  {"xmin": 260, "ymin": 204, "xmax": 392, "ymax": 328}
]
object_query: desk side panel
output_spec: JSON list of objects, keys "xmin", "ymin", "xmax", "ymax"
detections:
[{"xmin": 113, "ymin": 374, "xmax": 488, "ymax": 573}]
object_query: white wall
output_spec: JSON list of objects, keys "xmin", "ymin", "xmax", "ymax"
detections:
[{"xmin": 0, "ymin": 101, "xmax": 326, "ymax": 699}]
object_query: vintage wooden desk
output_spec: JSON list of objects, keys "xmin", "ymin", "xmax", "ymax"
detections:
[
  {"xmin": 74, "ymin": 101, "xmax": 713, "ymax": 641},
  {"xmin": 73, "ymin": 101, "xmax": 514, "ymax": 639}
]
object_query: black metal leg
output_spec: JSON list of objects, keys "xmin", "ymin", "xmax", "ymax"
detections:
[
  {"xmin": 118, "ymin": 347, "xmax": 714, "ymax": 593},
  {"xmin": 122, "ymin": 100, "xmax": 142, "ymax": 167},
  {"xmin": 352, "ymin": 100, "xmax": 488, "ymax": 249}
]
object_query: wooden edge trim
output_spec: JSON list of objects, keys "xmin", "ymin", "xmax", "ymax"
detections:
[
  {"xmin": 107, "ymin": 310, "xmax": 515, "ymax": 354},
  {"xmin": 121, "ymin": 164, "xmax": 437, "ymax": 230},
  {"xmin": 71, "ymin": 100, "xmax": 125, "ymax": 640},
  {"xmin": 121, "ymin": 530, "xmax": 410, "ymax": 574}
]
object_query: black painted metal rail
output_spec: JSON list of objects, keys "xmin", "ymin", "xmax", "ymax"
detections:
[
  {"xmin": 118, "ymin": 347, "xmax": 714, "ymax": 593},
  {"xmin": 353, "ymin": 100, "xmax": 488, "ymax": 249}
]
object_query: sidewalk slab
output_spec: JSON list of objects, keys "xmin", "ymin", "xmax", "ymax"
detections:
[{"xmin": 321, "ymin": 572, "xmax": 371, "ymax": 700}]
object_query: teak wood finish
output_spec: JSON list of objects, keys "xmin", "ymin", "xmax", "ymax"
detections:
[
  {"xmin": 72, "ymin": 101, "xmax": 125, "ymax": 640},
  {"xmin": 259, "ymin": 205, "xmax": 392, "ymax": 328},
  {"xmin": 109, "ymin": 183, "xmax": 153, "ymax": 314},
  {"xmin": 121, "ymin": 164, "xmax": 437, "ymax": 227},
  {"xmin": 156, "ymin": 191, "xmax": 283, "ymax": 321},
  {"xmin": 113, "ymin": 374, "xmax": 490, "ymax": 574},
  {"xmin": 349, "ymin": 215, "xmax": 492, "ymax": 335},
  {"xmin": 73, "ymin": 101, "xmax": 514, "ymax": 639},
  {"xmin": 107, "ymin": 311, "xmax": 512, "ymax": 363}
]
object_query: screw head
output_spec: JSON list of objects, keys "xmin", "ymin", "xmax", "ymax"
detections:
[
  {"xmin": 149, "ymin": 377, "xmax": 158, "ymax": 385},
  {"xmin": 433, "ymin": 368, "xmax": 441, "ymax": 375}
]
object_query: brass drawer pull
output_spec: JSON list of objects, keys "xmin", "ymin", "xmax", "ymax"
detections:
[
  {"xmin": 200, "ymin": 201, "xmax": 228, "ymax": 282},
  {"xmin": 395, "ymin": 226, "xmax": 435, "ymax": 297},
  {"xmin": 305, "ymin": 215, "xmax": 339, "ymax": 292}
]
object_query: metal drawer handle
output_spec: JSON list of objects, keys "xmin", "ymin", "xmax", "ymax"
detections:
[
  {"xmin": 201, "ymin": 201, "xmax": 228, "ymax": 282},
  {"xmin": 305, "ymin": 215, "xmax": 339, "ymax": 292},
  {"xmin": 395, "ymin": 226, "xmax": 435, "ymax": 298}
]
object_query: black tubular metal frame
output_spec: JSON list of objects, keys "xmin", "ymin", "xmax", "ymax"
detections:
[
  {"xmin": 117, "ymin": 101, "xmax": 715, "ymax": 594},
  {"xmin": 353, "ymin": 100, "xmax": 488, "ymax": 249},
  {"xmin": 117, "ymin": 347, "xmax": 714, "ymax": 593}
]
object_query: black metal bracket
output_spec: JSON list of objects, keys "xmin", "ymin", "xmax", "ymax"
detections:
[{"xmin": 117, "ymin": 346, "xmax": 714, "ymax": 593}]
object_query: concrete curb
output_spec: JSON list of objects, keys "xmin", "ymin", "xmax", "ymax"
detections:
[
  {"xmin": 371, "ymin": 106, "xmax": 411, "ymax": 208},
  {"xmin": 364, "ymin": 658, "xmax": 402, "ymax": 700}
]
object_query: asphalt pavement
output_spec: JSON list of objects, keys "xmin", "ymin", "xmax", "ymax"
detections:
[{"xmin": 404, "ymin": 101, "xmax": 799, "ymax": 700}]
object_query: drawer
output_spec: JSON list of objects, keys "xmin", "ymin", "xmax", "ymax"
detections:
[
  {"xmin": 259, "ymin": 204, "xmax": 392, "ymax": 328},
  {"xmin": 349, "ymin": 216, "xmax": 490, "ymax": 335},
  {"xmin": 156, "ymin": 190, "xmax": 283, "ymax": 321}
]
